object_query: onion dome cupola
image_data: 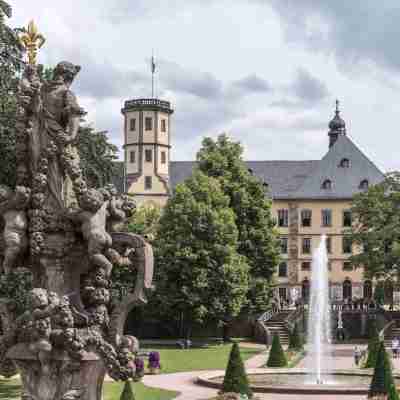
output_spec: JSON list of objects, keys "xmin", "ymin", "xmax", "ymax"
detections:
[{"xmin": 328, "ymin": 99, "xmax": 346, "ymax": 148}]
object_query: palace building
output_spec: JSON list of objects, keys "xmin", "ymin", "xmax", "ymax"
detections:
[{"xmin": 119, "ymin": 97, "xmax": 385, "ymax": 303}]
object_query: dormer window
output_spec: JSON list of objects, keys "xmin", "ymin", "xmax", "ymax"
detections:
[
  {"xmin": 360, "ymin": 179, "xmax": 369, "ymax": 190},
  {"xmin": 339, "ymin": 158, "xmax": 350, "ymax": 168},
  {"xmin": 322, "ymin": 179, "xmax": 332, "ymax": 190}
]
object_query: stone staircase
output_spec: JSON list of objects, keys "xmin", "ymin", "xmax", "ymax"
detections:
[{"xmin": 263, "ymin": 310, "xmax": 291, "ymax": 345}]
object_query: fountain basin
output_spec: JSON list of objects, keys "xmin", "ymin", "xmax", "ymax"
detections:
[{"xmin": 196, "ymin": 368, "xmax": 400, "ymax": 395}]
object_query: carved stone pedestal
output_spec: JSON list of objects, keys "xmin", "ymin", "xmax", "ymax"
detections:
[{"xmin": 8, "ymin": 344, "xmax": 105, "ymax": 400}]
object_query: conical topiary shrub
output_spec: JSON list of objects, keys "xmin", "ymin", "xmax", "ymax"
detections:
[
  {"xmin": 369, "ymin": 342, "xmax": 399, "ymax": 400},
  {"xmin": 267, "ymin": 334, "xmax": 287, "ymax": 367},
  {"xmin": 221, "ymin": 342, "xmax": 252, "ymax": 398},
  {"xmin": 288, "ymin": 323, "xmax": 303, "ymax": 351},
  {"xmin": 120, "ymin": 380, "xmax": 135, "ymax": 400},
  {"xmin": 364, "ymin": 320, "xmax": 380, "ymax": 368}
]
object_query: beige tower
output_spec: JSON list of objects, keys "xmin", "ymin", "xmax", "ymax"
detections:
[{"xmin": 122, "ymin": 98, "xmax": 174, "ymax": 205}]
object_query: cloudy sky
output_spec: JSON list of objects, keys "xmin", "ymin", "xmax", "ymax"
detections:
[{"xmin": 9, "ymin": 1, "xmax": 400, "ymax": 171}]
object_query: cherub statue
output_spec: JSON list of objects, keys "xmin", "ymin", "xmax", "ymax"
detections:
[
  {"xmin": 0, "ymin": 185, "xmax": 30, "ymax": 274},
  {"xmin": 101, "ymin": 184, "xmax": 136, "ymax": 232},
  {"xmin": 22, "ymin": 289, "xmax": 58, "ymax": 374},
  {"xmin": 69, "ymin": 189, "xmax": 113, "ymax": 276}
]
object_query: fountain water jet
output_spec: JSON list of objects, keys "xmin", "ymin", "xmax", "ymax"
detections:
[{"xmin": 305, "ymin": 234, "xmax": 333, "ymax": 384}]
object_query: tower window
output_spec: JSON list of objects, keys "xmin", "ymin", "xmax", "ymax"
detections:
[
  {"xmin": 278, "ymin": 262, "xmax": 288, "ymax": 278},
  {"xmin": 322, "ymin": 209, "xmax": 332, "ymax": 227},
  {"xmin": 161, "ymin": 119, "xmax": 167, "ymax": 132},
  {"xmin": 277, "ymin": 209, "xmax": 289, "ymax": 227},
  {"xmin": 339, "ymin": 158, "xmax": 350, "ymax": 168},
  {"xmin": 145, "ymin": 149, "xmax": 152, "ymax": 162},
  {"xmin": 322, "ymin": 179, "xmax": 332, "ymax": 190},
  {"xmin": 302, "ymin": 238, "xmax": 311, "ymax": 254},
  {"xmin": 130, "ymin": 118, "xmax": 136, "ymax": 131},
  {"xmin": 301, "ymin": 209, "xmax": 312, "ymax": 227},
  {"xmin": 145, "ymin": 117, "xmax": 153, "ymax": 131},
  {"xmin": 343, "ymin": 210, "xmax": 352, "ymax": 227},
  {"xmin": 360, "ymin": 179, "xmax": 369, "ymax": 190},
  {"xmin": 161, "ymin": 151, "xmax": 167, "ymax": 164},
  {"xmin": 145, "ymin": 176, "xmax": 152, "ymax": 190},
  {"xmin": 130, "ymin": 151, "xmax": 136, "ymax": 163},
  {"xmin": 343, "ymin": 262, "xmax": 353, "ymax": 271}
]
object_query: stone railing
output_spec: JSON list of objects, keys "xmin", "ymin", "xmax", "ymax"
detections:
[{"xmin": 123, "ymin": 98, "xmax": 171, "ymax": 110}]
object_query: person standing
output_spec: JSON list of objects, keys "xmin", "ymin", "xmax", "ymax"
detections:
[
  {"xmin": 392, "ymin": 337, "xmax": 399, "ymax": 358},
  {"xmin": 354, "ymin": 346, "xmax": 362, "ymax": 366}
]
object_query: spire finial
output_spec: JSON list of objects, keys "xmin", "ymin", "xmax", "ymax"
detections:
[
  {"xmin": 19, "ymin": 20, "xmax": 46, "ymax": 65},
  {"xmin": 335, "ymin": 99, "xmax": 340, "ymax": 114},
  {"xmin": 151, "ymin": 50, "xmax": 156, "ymax": 98}
]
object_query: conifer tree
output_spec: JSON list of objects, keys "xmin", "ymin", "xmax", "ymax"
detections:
[
  {"xmin": 120, "ymin": 380, "xmax": 135, "ymax": 400},
  {"xmin": 364, "ymin": 320, "xmax": 381, "ymax": 368},
  {"xmin": 288, "ymin": 323, "xmax": 303, "ymax": 351},
  {"xmin": 222, "ymin": 342, "xmax": 252, "ymax": 398},
  {"xmin": 267, "ymin": 334, "xmax": 288, "ymax": 367},
  {"xmin": 369, "ymin": 342, "xmax": 399, "ymax": 400}
]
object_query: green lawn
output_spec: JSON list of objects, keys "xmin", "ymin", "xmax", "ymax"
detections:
[
  {"xmin": 0, "ymin": 379, "xmax": 179, "ymax": 400},
  {"xmin": 143, "ymin": 343, "xmax": 262, "ymax": 374}
]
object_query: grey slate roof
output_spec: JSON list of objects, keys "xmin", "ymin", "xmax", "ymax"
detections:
[{"xmin": 169, "ymin": 134, "xmax": 385, "ymax": 200}]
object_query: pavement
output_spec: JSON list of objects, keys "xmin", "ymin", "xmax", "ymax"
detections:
[{"xmin": 142, "ymin": 343, "xmax": 393, "ymax": 400}]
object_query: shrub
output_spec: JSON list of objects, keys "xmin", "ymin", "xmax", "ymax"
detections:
[
  {"xmin": 222, "ymin": 342, "xmax": 252, "ymax": 398},
  {"xmin": 267, "ymin": 334, "xmax": 287, "ymax": 368},
  {"xmin": 148, "ymin": 351, "xmax": 161, "ymax": 369},
  {"xmin": 120, "ymin": 380, "xmax": 135, "ymax": 400}
]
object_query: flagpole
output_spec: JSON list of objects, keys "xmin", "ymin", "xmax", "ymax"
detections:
[{"xmin": 151, "ymin": 51, "xmax": 155, "ymax": 98}]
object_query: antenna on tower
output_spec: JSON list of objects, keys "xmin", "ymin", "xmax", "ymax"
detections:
[{"xmin": 151, "ymin": 50, "xmax": 156, "ymax": 98}]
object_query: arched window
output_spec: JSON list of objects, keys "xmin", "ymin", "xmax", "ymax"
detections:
[
  {"xmin": 302, "ymin": 279, "xmax": 310, "ymax": 301},
  {"xmin": 360, "ymin": 179, "xmax": 369, "ymax": 190},
  {"xmin": 322, "ymin": 179, "xmax": 332, "ymax": 190},
  {"xmin": 343, "ymin": 279, "xmax": 352, "ymax": 299},
  {"xmin": 278, "ymin": 262, "xmax": 287, "ymax": 278},
  {"xmin": 363, "ymin": 280, "xmax": 372, "ymax": 299},
  {"xmin": 339, "ymin": 158, "xmax": 350, "ymax": 168}
]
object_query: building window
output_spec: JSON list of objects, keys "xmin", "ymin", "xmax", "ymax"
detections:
[
  {"xmin": 161, "ymin": 151, "xmax": 167, "ymax": 164},
  {"xmin": 322, "ymin": 179, "xmax": 332, "ymax": 190},
  {"xmin": 130, "ymin": 118, "xmax": 136, "ymax": 131},
  {"xmin": 342, "ymin": 236, "xmax": 352, "ymax": 254},
  {"xmin": 278, "ymin": 287, "xmax": 287, "ymax": 301},
  {"xmin": 364, "ymin": 280, "xmax": 373, "ymax": 299},
  {"xmin": 130, "ymin": 151, "xmax": 135, "ymax": 163},
  {"xmin": 278, "ymin": 262, "xmax": 287, "ymax": 278},
  {"xmin": 343, "ymin": 279, "xmax": 352, "ymax": 299},
  {"xmin": 343, "ymin": 210, "xmax": 352, "ymax": 227},
  {"xmin": 301, "ymin": 209, "xmax": 312, "ymax": 227},
  {"xmin": 280, "ymin": 237, "xmax": 288, "ymax": 254},
  {"xmin": 322, "ymin": 209, "xmax": 332, "ymax": 227},
  {"xmin": 326, "ymin": 236, "xmax": 332, "ymax": 254},
  {"xmin": 302, "ymin": 279, "xmax": 310, "ymax": 300},
  {"xmin": 145, "ymin": 117, "xmax": 153, "ymax": 131},
  {"xmin": 278, "ymin": 209, "xmax": 289, "ymax": 227},
  {"xmin": 161, "ymin": 119, "xmax": 167, "ymax": 132},
  {"xmin": 327, "ymin": 261, "xmax": 332, "ymax": 271},
  {"xmin": 339, "ymin": 158, "xmax": 350, "ymax": 168},
  {"xmin": 343, "ymin": 262, "xmax": 352, "ymax": 271},
  {"xmin": 145, "ymin": 176, "xmax": 152, "ymax": 190},
  {"xmin": 360, "ymin": 179, "xmax": 369, "ymax": 190},
  {"xmin": 145, "ymin": 149, "xmax": 152, "ymax": 162},
  {"xmin": 302, "ymin": 238, "xmax": 311, "ymax": 254},
  {"xmin": 301, "ymin": 262, "xmax": 311, "ymax": 271}
]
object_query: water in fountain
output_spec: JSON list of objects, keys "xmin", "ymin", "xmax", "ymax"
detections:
[{"xmin": 305, "ymin": 234, "xmax": 333, "ymax": 384}]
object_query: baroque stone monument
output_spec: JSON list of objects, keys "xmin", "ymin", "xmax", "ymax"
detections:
[{"xmin": 0, "ymin": 21, "xmax": 153, "ymax": 399}]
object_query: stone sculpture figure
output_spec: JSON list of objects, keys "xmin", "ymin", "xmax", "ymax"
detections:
[
  {"xmin": 0, "ymin": 185, "xmax": 30, "ymax": 274},
  {"xmin": 0, "ymin": 54, "xmax": 154, "ymax": 400}
]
